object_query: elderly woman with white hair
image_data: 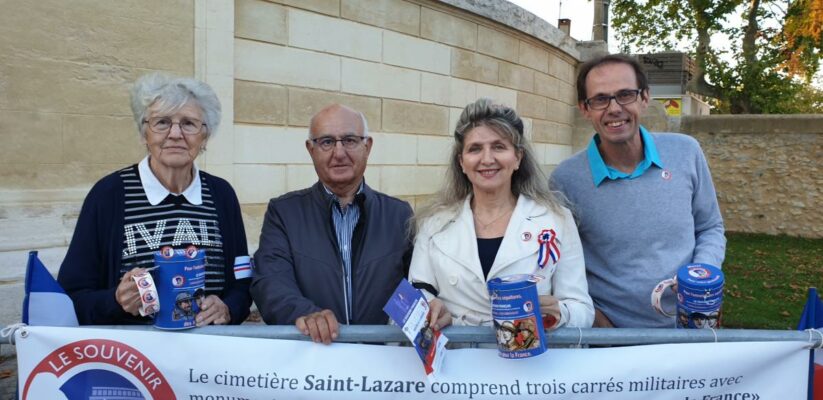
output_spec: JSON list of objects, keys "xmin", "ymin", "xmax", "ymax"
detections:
[{"xmin": 58, "ymin": 73, "xmax": 251, "ymax": 325}]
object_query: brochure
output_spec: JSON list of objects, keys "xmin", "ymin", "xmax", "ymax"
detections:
[{"xmin": 383, "ymin": 279, "xmax": 448, "ymax": 377}]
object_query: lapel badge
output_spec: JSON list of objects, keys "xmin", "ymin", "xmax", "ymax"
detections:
[{"xmin": 521, "ymin": 232, "xmax": 532, "ymax": 241}]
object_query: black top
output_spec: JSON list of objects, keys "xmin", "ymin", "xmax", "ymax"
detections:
[{"xmin": 477, "ymin": 237, "xmax": 504, "ymax": 279}]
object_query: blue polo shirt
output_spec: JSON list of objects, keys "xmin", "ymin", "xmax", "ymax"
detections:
[{"xmin": 586, "ymin": 126, "xmax": 664, "ymax": 187}]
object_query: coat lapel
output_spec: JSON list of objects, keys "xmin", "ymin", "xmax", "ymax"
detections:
[
  {"xmin": 488, "ymin": 196, "xmax": 548, "ymax": 277},
  {"xmin": 431, "ymin": 197, "xmax": 486, "ymax": 283}
]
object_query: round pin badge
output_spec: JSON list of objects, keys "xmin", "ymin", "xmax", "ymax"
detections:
[
  {"xmin": 521, "ymin": 232, "xmax": 532, "ymax": 241},
  {"xmin": 662, "ymin": 170, "xmax": 672, "ymax": 180},
  {"xmin": 160, "ymin": 246, "xmax": 174, "ymax": 259},
  {"xmin": 185, "ymin": 245, "xmax": 198, "ymax": 259}
]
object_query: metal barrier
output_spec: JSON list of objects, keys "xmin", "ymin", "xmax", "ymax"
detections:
[{"xmin": 3, "ymin": 324, "xmax": 822, "ymax": 348}]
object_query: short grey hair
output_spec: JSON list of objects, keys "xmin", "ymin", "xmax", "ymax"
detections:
[
  {"xmin": 307, "ymin": 105, "xmax": 369, "ymax": 139},
  {"xmin": 130, "ymin": 72, "xmax": 222, "ymax": 139}
]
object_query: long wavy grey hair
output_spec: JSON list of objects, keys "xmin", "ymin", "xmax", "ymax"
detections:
[{"xmin": 414, "ymin": 98, "xmax": 566, "ymax": 232}]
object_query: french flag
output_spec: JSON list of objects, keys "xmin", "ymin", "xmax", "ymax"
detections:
[
  {"xmin": 798, "ymin": 287, "xmax": 823, "ymax": 400},
  {"xmin": 22, "ymin": 251, "xmax": 78, "ymax": 326}
]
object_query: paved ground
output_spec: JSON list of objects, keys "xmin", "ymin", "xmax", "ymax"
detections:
[{"xmin": 0, "ymin": 344, "xmax": 17, "ymax": 400}]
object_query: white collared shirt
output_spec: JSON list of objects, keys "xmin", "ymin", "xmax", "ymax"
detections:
[{"xmin": 137, "ymin": 156, "xmax": 203, "ymax": 206}]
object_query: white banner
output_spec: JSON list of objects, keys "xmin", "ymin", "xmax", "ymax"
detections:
[{"xmin": 16, "ymin": 326, "xmax": 809, "ymax": 400}]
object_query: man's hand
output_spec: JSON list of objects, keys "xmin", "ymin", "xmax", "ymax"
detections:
[
  {"xmin": 593, "ymin": 308, "xmax": 615, "ymax": 328},
  {"xmin": 115, "ymin": 268, "xmax": 146, "ymax": 316},
  {"xmin": 296, "ymin": 309, "xmax": 339, "ymax": 344},
  {"xmin": 428, "ymin": 298, "xmax": 452, "ymax": 330},
  {"xmin": 196, "ymin": 295, "xmax": 231, "ymax": 326}
]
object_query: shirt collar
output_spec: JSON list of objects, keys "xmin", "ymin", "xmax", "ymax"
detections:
[
  {"xmin": 322, "ymin": 180, "xmax": 365, "ymax": 208},
  {"xmin": 138, "ymin": 156, "xmax": 203, "ymax": 206},
  {"xmin": 586, "ymin": 125, "xmax": 664, "ymax": 187}
]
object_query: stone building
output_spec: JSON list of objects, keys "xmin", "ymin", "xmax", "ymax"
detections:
[
  {"xmin": 0, "ymin": 0, "xmax": 820, "ymax": 329},
  {"xmin": 0, "ymin": 0, "xmax": 599, "ymax": 325}
]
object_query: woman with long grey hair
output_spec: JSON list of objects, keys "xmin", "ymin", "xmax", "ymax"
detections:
[
  {"xmin": 409, "ymin": 98, "xmax": 593, "ymax": 330},
  {"xmin": 58, "ymin": 73, "xmax": 251, "ymax": 326}
]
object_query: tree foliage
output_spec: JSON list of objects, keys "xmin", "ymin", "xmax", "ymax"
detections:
[{"xmin": 611, "ymin": 0, "xmax": 823, "ymax": 114}]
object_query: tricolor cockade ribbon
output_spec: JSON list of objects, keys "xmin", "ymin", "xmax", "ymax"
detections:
[{"xmin": 536, "ymin": 229, "xmax": 560, "ymax": 269}]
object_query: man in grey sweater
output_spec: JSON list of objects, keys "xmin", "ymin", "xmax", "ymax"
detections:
[{"xmin": 550, "ymin": 54, "xmax": 726, "ymax": 328}]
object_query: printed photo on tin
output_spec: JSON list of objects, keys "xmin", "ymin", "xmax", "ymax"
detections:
[
  {"xmin": 172, "ymin": 291, "xmax": 195, "ymax": 321},
  {"xmin": 678, "ymin": 308, "xmax": 721, "ymax": 329},
  {"xmin": 494, "ymin": 316, "xmax": 541, "ymax": 352},
  {"xmin": 384, "ymin": 279, "xmax": 448, "ymax": 378}
]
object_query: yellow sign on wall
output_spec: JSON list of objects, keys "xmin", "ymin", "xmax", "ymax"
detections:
[{"xmin": 659, "ymin": 99, "xmax": 682, "ymax": 116}]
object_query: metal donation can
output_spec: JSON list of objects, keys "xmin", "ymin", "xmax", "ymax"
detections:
[
  {"xmin": 652, "ymin": 263, "xmax": 724, "ymax": 329},
  {"xmin": 152, "ymin": 245, "xmax": 206, "ymax": 330},
  {"xmin": 487, "ymin": 274, "xmax": 547, "ymax": 358}
]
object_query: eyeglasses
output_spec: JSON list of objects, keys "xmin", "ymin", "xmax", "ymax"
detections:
[
  {"xmin": 143, "ymin": 117, "xmax": 206, "ymax": 135},
  {"xmin": 309, "ymin": 135, "xmax": 368, "ymax": 151},
  {"xmin": 584, "ymin": 89, "xmax": 643, "ymax": 110}
]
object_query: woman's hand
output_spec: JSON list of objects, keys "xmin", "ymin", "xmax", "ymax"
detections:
[
  {"xmin": 538, "ymin": 295, "xmax": 562, "ymax": 329},
  {"xmin": 428, "ymin": 298, "xmax": 453, "ymax": 330},
  {"xmin": 115, "ymin": 268, "xmax": 146, "ymax": 316},
  {"xmin": 196, "ymin": 295, "xmax": 231, "ymax": 326}
]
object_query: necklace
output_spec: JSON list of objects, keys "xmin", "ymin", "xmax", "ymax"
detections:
[{"xmin": 473, "ymin": 207, "xmax": 513, "ymax": 231}]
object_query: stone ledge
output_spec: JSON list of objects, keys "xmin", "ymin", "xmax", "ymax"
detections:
[
  {"xmin": 683, "ymin": 115, "xmax": 823, "ymax": 134},
  {"xmin": 436, "ymin": 0, "xmax": 580, "ymax": 60}
]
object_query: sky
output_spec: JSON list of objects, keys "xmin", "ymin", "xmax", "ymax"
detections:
[{"xmin": 508, "ymin": 0, "xmax": 610, "ymax": 45}]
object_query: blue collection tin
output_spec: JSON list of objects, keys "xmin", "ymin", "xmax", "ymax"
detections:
[
  {"xmin": 152, "ymin": 246, "xmax": 206, "ymax": 330},
  {"xmin": 675, "ymin": 263, "xmax": 724, "ymax": 329},
  {"xmin": 487, "ymin": 274, "xmax": 547, "ymax": 359}
]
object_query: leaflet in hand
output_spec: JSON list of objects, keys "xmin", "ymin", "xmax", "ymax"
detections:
[{"xmin": 383, "ymin": 279, "xmax": 448, "ymax": 377}]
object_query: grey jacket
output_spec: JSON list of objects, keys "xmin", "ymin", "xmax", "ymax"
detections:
[{"xmin": 251, "ymin": 181, "xmax": 414, "ymax": 325}]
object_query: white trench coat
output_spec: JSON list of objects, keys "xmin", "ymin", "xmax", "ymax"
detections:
[{"xmin": 409, "ymin": 195, "xmax": 594, "ymax": 328}]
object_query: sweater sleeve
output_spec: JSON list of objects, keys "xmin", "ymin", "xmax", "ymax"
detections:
[
  {"xmin": 57, "ymin": 177, "xmax": 132, "ymax": 325},
  {"xmin": 213, "ymin": 178, "xmax": 252, "ymax": 325},
  {"xmin": 690, "ymin": 141, "xmax": 726, "ymax": 267},
  {"xmin": 251, "ymin": 200, "xmax": 323, "ymax": 324}
]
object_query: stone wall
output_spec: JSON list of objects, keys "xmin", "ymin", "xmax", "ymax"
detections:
[
  {"xmin": 0, "ymin": 0, "xmax": 194, "ymax": 251},
  {"xmin": 229, "ymin": 0, "xmax": 582, "ymax": 241},
  {"xmin": 682, "ymin": 115, "xmax": 822, "ymax": 238},
  {"xmin": 570, "ymin": 109, "xmax": 822, "ymax": 239},
  {"xmin": 0, "ymin": 0, "xmax": 196, "ymax": 326},
  {"xmin": 0, "ymin": 0, "xmax": 582, "ymax": 325}
]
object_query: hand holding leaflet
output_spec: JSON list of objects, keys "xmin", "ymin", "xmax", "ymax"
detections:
[{"xmin": 384, "ymin": 279, "xmax": 448, "ymax": 377}]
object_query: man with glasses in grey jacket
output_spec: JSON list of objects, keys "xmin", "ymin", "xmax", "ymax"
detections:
[{"xmin": 252, "ymin": 104, "xmax": 413, "ymax": 343}]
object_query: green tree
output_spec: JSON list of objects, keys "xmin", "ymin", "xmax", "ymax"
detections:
[{"xmin": 611, "ymin": 0, "xmax": 823, "ymax": 114}]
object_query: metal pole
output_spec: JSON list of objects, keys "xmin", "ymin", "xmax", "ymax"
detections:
[{"xmin": 3, "ymin": 325, "xmax": 821, "ymax": 347}]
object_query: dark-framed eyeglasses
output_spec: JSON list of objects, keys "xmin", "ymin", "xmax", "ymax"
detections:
[
  {"xmin": 143, "ymin": 116, "xmax": 206, "ymax": 135},
  {"xmin": 584, "ymin": 89, "xmax": 643, "ymax": 110},
  {"xmin": 309, "ymin": 135, "xmax": 368, "ymax": 151}
]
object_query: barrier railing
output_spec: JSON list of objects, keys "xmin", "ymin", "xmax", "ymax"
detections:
[{"xmin": 3, "ymin": 324, "xmax": 822, "ymax": 347}]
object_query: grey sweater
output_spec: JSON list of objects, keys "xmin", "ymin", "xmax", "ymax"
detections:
[{"xmin": 550, "ymin": 132, "xmax": 726, "ymax": 328}]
